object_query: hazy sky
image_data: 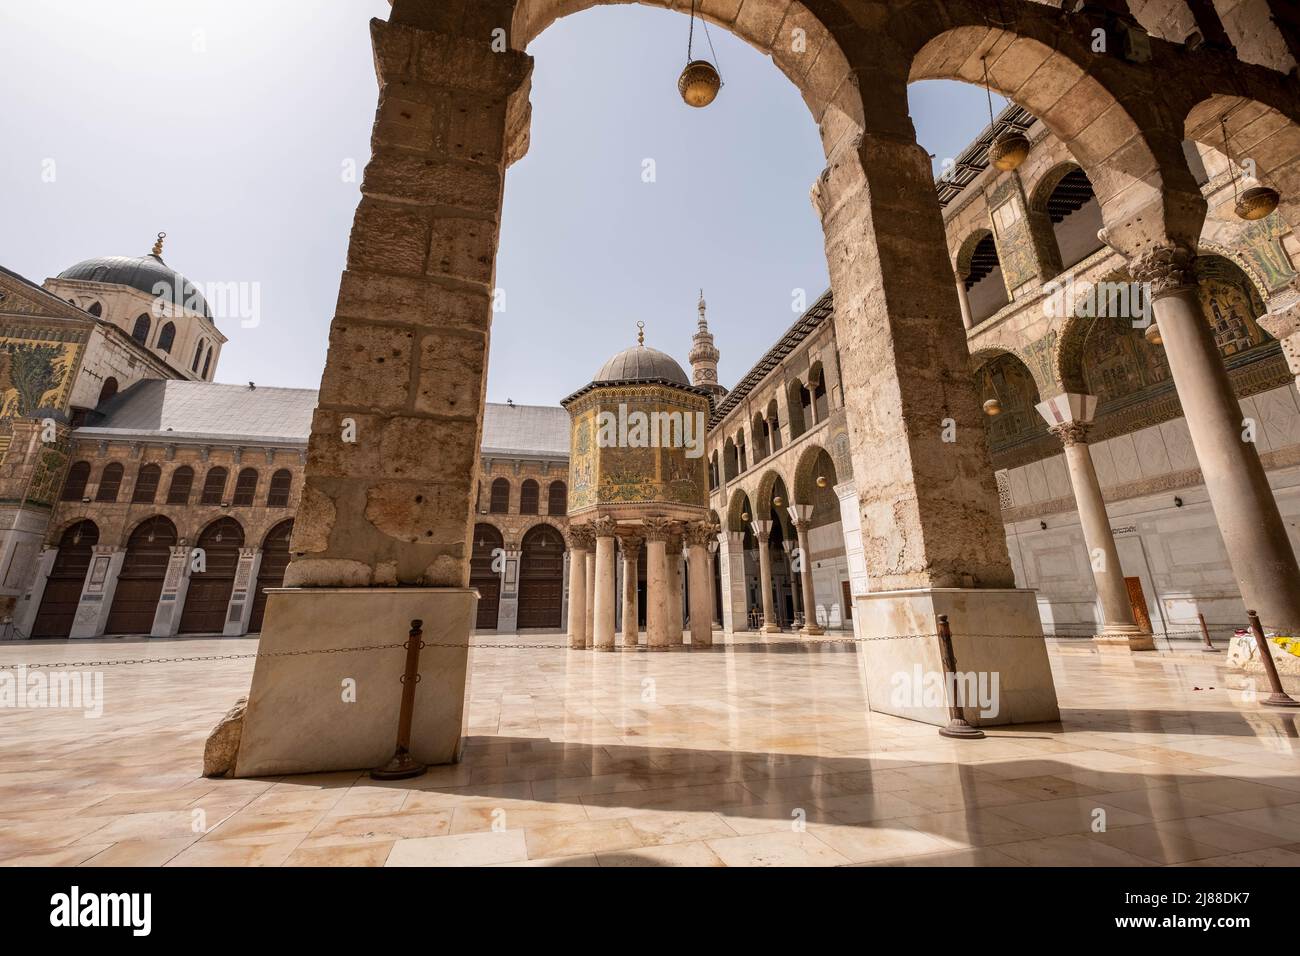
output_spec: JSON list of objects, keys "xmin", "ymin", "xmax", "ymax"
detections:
[{"xmin": 0, "ymin": 1, "xmax": 1003, "ymax": 406}]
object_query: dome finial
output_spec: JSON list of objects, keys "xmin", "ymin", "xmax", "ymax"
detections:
[
  {"xmin": 636, "ymin": 320, "xmax": 645, "ymax": 346},
  {"xmin": 151, "ymin": 232, "xmax": 166, "ymax": 258}
]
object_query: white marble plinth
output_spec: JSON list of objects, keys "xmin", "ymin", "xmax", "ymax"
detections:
[
  {"xmin": 234, "ymin": 587, "xmax": 475, "ymax": 777},
  {"xmin": 854, "ymin": 588, "xmax": 1060, "ymax": 727}
]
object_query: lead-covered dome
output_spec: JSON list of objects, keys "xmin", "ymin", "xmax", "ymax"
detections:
[
  {"xmin": 594, "ymin": 344, "xmax": 689, "ymax": 386},
  {"xmin": 58, "ymin": 237, "xmax": 211, "ymax": 319}
]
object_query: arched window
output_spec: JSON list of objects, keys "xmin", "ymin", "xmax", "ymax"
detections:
[
  {"xmin": 61, "ymin": 461, "xmax": 91, "ymax": 501},
  {"xmin": 166, "ymin": 466, "xmax": 194, "ymax": 505},
  {"xmin": 1042, "ymin": 167, "xmax": 1104, "ymax": 271},
  {"xmin": 752, "ymin": 413, "xmax": 769, "ymax": 462},
  {"xmin": 767, "ymin": 400, "xmax": 782, "ymax": 452},
  {"xmin": 489, "ymin": 478, "xmax": 511, "ymax": 514},
  {"xmin": 787, "ymin": 381, "xmax": 808, "ymax": 439},
  {"xmin": 724, "ymin": 439, "xmax": 738, "ymax": 482},
  {"xmin": 87, "ymin": 302, "xmax": 102, "ymax": 318},
  {"xmin": 810, "ymin": 364, "xmax": 829, "ymax": 421},
  {"xmin": 157, "ymin": 322, "xmax": 176, "ymax": 354},
  {"xmin": 547, "ymin": 480, "xmax": 568, "ymax": 515},
  {"xmin": 736, "ymin": 431, "xmax": 747, "ymax": 473},
  {"xmin": 267, "ymin": 469, "xmax": 293, "ymax": 507},
  {"xmin": 709, "ymin": 452, "xmax": 719, "ymax": 491},
  {"xmin": 202, "ymin": 346, "xmax": 213, "ymax": 380},
  {"xmin": 519, "ymin": 479, "xmax": 539, "ymax": 515},
  {"xmin": 97, "ymin": 377, "xmax": 118, "ymax": 406},
  {"xmin": 960, "ymin": 231, "xmax": 1009, "ymax": 324},
  {"xmin": 232, "ymin": 468, "xmax": 259, "ymax": 506},
  {"xmin": 95, "ymin": 463, "xmax": 124, "ymax": 502},
  {"xmin": 132, "ymin": 464, "xmax": 161, "ymax": 504},
  {"xmin": 200, "ymin": 467, "xmax": 229, "ymax": 505},
  {"xmin": 131, "ymin": 314, "xmax": 151, "ymax": 345},
  {"xmin": 192, "ymin": 340, "xmax": 204, "ymax": 373}
]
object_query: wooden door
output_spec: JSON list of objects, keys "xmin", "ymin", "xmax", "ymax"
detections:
[
  {"xmin": 518, "ymin": 525, "xmax": 564, "ymax": 629},
  {"xmin": 1125, "ymin": 577, "xmax": 1153, "ymax": 634},
  {"xmin": 841, "ymin": 581, "xmax": 853, "ymax": 622},
  {"xmin": 470, "ymin": 523, "xmax": 502, "ymax": 630},
  {"xmin": 31, "ymin": 522, "xmax": 98, "ymax": 638},
  {"xmin": 180, "ymin": 519, "xmax": 244, "ymax": 634},
  {"xmin": 106, "ymin": 517, "xmax": 176, "ymax": 635},
  {"xmin": 249, "ymin": 520, "xmax": 293, "ymax": 633}
]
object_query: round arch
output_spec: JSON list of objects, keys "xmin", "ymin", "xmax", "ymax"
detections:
[
  {"xmin": 753, "ymin": 469, "xmax": 788, "ymax": 519},
  {"xmin": 725, "ymin": 488, "xmax": 752, "ymax": 533},
  {"xmin": 106, "ymin": 516, "xmax": 178, "ymax": 635},
  {"xmin": 250, "ymin": 519, "xmax": 294, "ymax": 633},
  {"xmin": 180, "ymin": 517, "xmax": 246, "ymax": 634},
  {"xmin": 792, "ymin": 443, "xmax": 837, "ymax": 505},
  {"xmin": 31, "ymin": 521, "xmax": 100, "ymax": 638},
  {"xmin": 518, "ymin": 522, "xmax": 565, "ymax": 629}
]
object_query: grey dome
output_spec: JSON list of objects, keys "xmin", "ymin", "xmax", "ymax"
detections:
[
  {"xmin": 58, "ymin": 254, "xmax": 211, "ymax": 319},
  {"xmin": 594, "ymin": 345, "xmax": 689, "ymax": 386}
]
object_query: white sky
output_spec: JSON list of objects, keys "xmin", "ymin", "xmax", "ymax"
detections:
[{"xmin": 0, "ymin": 1, "xmax": 1002, "ymax": 406}]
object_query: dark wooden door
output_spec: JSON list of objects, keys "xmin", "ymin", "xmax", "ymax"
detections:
[
  {"xmin": 471, "ymin": 523, "xmax": 502, "ymax": 630},
  {"xmin": 32, "ymin": 522, "xmax": 98, "ymax": 638},
  {"xmin": 180, "ymin": 519, "xmax": 244, "ymax": 634},
  {"xmin": 107, "ymin": 517, "xmax": 177, "ymax": 635},
  {"xmin": 249, "ymin": 520, "xmax": 293, "ymax": 633},
  {"xmin": 518, "ymin": 525, "xmax": 564, "ymax": 629},
  {"xmin": 1125, "ymin": 577, "xmax": 1153, "ymax": 634}
]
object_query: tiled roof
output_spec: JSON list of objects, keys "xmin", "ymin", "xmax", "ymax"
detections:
[
  {"xmin": 77, "ymin": 380, "xmax": 317, "ymax": 444},
  {"xmin": 481, "ymin": 402, "xmax": 570, "ymax": 458}
]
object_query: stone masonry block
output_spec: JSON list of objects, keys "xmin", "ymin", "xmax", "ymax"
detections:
[{"xmin": 317, "ymin": 322, "xmax": 415, "ymax": 411}]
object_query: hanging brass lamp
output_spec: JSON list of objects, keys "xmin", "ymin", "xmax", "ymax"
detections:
[
  {"xmin": 816, "ymin": 475, "xmax": 829, "ymax": 489},
  {"xmin": 982, "ymin": 363, "xmax": 1003, "ymax": 416},
  {"xmin": 1221, "ymin": 116, "xmax": 1281, "ymax": 221},
  {"xmin": 678, "ymin": 0, "xmax": 722, "ymax": 108},
  {"xmin": 982, "ymin": 58, "xmax": 1028, "ymax": 172}
]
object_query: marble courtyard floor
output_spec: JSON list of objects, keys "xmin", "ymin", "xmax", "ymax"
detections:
[{"xmin": 2, "ymin": 633, "xmax": 1300, "ymax": 867}]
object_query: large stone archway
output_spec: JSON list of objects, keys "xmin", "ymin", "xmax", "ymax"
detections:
[{"xmin": 228, "ymin": 0, "xmax": 1300, "ymax": 774}]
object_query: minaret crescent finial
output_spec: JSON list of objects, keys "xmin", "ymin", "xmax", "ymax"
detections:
[
  {"xmin": 152, "ymin": 232, "xmax": 166, "ymax": 258},
  {"xmin": 637, "ymin": 320, "xmax": 645, "ymax": 346}
]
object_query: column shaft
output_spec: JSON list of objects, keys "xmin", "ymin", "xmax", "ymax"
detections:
[
  {"xmin": 667, "ymin": 539, "xmax": 684, "ymax": 646},
  {"xmin": 584, "ymin": 551, "xmax": 595, "ymax": 649},
  {"xmin": 688, "ymin": 544, "xmax": 713, "ymax": 646},
  {"xmin": 567, "ymin": 547, "xmax": 587, "ymax": 650},
  {"xmin": 621, "ymin": 541, "xmax": 640, "ymax": 647},
  {"xmin": 593, "ymin": 532, "xmax": 616, "ymax": 651},
  {"xmin": 796, "ymin": 523, "xmax": 824, "ymax": 635},
  {"xmin": 645, "ymin": 538, "xmax": 669, "ymax": 649}
]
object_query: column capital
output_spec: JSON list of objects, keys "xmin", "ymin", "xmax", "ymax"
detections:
[
  {"xmin": 750, "ymin": 519, "xmax": 772, "ymax": 537},
  {"xmin": 787, "ymin": 503, "xmax": 814, "ymax": 524},
  {"xmin": 616, "ymin": 532, "xmax": 642, "ymax": 557},
  {"xmin": 1036, "ymin": 392, "xmax": 1097, "ymax": 430},
  {"xmin": 642, "ymin": 516, "xmax": 673, "ymax": 543},
  {"xmin": 567, "ymin": 524, "xmax": 595, "ymax": 551},
  {"xmin": 592, "ymin": 515, "xmax": 618, "ymax": 539},
  {"xmin": 1128, "ymin": 243, "xmax": 1197, "ymax": 300},
  {"xmin": 683, "ymin": 521, "xmax": 719, "ymax": 548},
  {"xmin": 1050, "ymin": 420, "xmax": 1091, "ymax": 447}
]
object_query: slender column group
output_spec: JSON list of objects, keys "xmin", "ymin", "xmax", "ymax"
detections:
[
  {"xmin": 750, "ymin": 519, "xmax": 780, "ymax": 633},
  {"xmin": 787, "ymin": 504, "xmax": 824, "ymax": 636},
  {"xmin": 619, "ymin": 534, "xmax": 641, "ymax": 647},
  {"xmin": 566, "ymin": 525, "xmax": 593, "ymax": 650}
]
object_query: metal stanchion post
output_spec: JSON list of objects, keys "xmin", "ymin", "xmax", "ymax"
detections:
[
  {"xmin": 371, "ymin": 619, "xmax": 430, "ymax": 780},
  {"xmin": 1247, "ymin": 610, "xmax": 1299, "ymax": 708},
  {"xmin": 936, "ymin": 614, "xmax": 985, "ymax": 739},
  {"xmin": 1198, "ymin": 612, "xmax": 1219, "ymax": 653}
]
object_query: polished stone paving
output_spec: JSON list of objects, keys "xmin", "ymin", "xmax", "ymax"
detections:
[{"xmin": 2, "ymin": 633, "xmax": 1299, "ymax": 867}]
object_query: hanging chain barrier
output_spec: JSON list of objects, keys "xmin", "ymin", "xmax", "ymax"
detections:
[{"xmin": 4, "ymin": 618, "xmax": 1295, "ymax": 670}]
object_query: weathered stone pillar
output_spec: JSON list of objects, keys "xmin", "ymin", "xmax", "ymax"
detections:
[
  {"xmin": 788, "ymin": 505, "xmax": 824, "ymax": 636},
  {"xmin": 834, "ymin": 480, "xmax": 868, "ymax": 640},
  {"xmin": 15, "ymin": 547, "xmax": 59, "ymax": 638},
  {"xmin": 231, "ymin": 11, "xmax": 533, "ymax": 775},
  {"xmin": 592, "ymin": 517, "xmax": 616, "ymax": 651},
  {"xmin": 497, "ymin": 548, "xmax": 521, "ymax": 633},
  {"xmin": 685, "ymin": 523, "xmax": 714, "ymax": 646},
  {"xmin": 808, "ymin": 84, "xmax": 1057, "ymax": 726},
  {"xmin": 1038, "ymin": 395, "xmax": 1152, "ymax": 651},
  {"xmin": 750, "ymin": 520, "xmax": 779, "ymax": 633},
  {"xmin": 69, "ymin": 546, "xmax": 125, "ymax": 639},
  {"xmin": 566, "ymin": 526, "xmax": 590, "ymax": 650},
  {"xmin": 644, "ymin": 518, "xmax": 671, "ymax": 649},
  {"xmin": 151, "ymin": 545, "xmax": 193, "ymax": 638},
  {"xmin": 716, "ymin": 530, "xmax": 748, "ymax": 633},
  {"xmin": 1133, "ymin": 246, "xmax": 1300, "ymax": 629},
  {"xmin": 619, "ymin": 533, "xmax": 641, "ymax": 647}
]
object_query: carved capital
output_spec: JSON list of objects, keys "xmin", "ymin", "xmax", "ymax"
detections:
[
  {"xmin": 1128, "ymin": 243, "xmax": 1197, "ymax": 300},
  {"xmin": 592, "ymin": 515, "xmax": 618, "ymax": 539},
  {"xmin": 683, "ymin": 521, "xmax": 719, "ymax": 548},
  {"xmin": 642, "ymin": 516, "xmax": 673, "ymax": 543},
  {"xmin": 617, "ymin": 533, "xmax": 642, "ymax": 558},
  {"xmin": 1050, "ymin": 421, "xmax": 1091, "ymax": 447},
  {"xmin": 567, "ymin": 524, "xmax": 595, "ymax": 551}
]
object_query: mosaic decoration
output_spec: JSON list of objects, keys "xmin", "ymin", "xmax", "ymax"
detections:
[
  {"xmin": 980, "ymin": 353, "xmax": 1042, "ymax": 452},
  {"xmin": 988, "ymin": 178, "xmax": 1037, "ymax": 292},
  {"xmin": 1236, "ymin": 215, "xmax": 1297, "ymax": 293},
  {"xmin": 0, "ymin": 334, "xmax": 81, "ymax": 418}
]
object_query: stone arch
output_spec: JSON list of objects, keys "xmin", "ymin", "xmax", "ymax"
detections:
[
  {"xmin": 1184, "ymin": 95, "xmax": 1300, "ymax": 235},
  {"xmin": 753, "ymin": 468, "xmax": 788, "ymax": 518},
  {"xmin": 972, "ymin": 350, "xmax": 1044, "ymax": 454},
  {"xmin": 906, "ymin": 19, "xmax": 1202, "ymax": 254},
  {"xmin": 725, "ymin": 487, "xmax": 752, "ymax": 533},
  {"xmin": 510, "ymin": 0, "xmax": 866, "ymax": 160},
  {"xmin": 792, "ymin": 443, "xmax": 834, "ymax": 505}
]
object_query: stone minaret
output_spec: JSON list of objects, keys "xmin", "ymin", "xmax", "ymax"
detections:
[{"xmin": 688, "ymin": 290, "xmax": 726, "ymax": 398}]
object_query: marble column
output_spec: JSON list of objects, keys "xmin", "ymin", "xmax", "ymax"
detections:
[
  {"xmin": 566, "ymin": 526, "xmax": 591, "ymax": 650},
  {"xmin": 955, "ymin": 273, "xmax": 974, "ymax": 330},
  {"xmin": 1038, "ymin": 394, "xmax": 1151, "ymax": 651},
  {"xmin": 592, "ymin": 517, "xmax": 617, "ymax": 651},
  {"xmin": 619, "ymin": 533, "xmax": 641, "ymax": 648},
  {"xmin": 1133, "ymin": 246, "xmax": 1300, "ymax": 629},
  {"xmin": 784, "ymin": 540, "xmax": 802, "ymax": 625},
  {"xmin": 584, "ymin": 548, "xmax": 595, "ymax": 650},
  {"xmin": 751, "ymin": 520, "xmax": 780, "ymax": 633},
  {"xmin": 685, "ymin": 523, "xmax": 715, "ymax": 647},
  {"xmin": 667, "ymin": 533, "xmax": 685, "ymax": 647},
  {"xmin": 788, "ymin": 504, "xmax": 824, "ymax": 636},
  {"xmin": 644, "ymin": 517, "xmax": 671, "ymax": 649},
  {"xmin": 69, "ymin": 546, "xmax": 125, "ymax": 639}
]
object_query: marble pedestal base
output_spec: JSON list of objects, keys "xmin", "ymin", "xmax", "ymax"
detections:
[
  {"xmin": 233, "ymin": 587, "xmax": 475, "ymax": 778},
  {"xmin": 854, "ymin": 588, "xmax": 1060, "ymax": 728},
  {"xmin": 1093, "ymin": 626, "xmax": 1157, "ymax": 653}
]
